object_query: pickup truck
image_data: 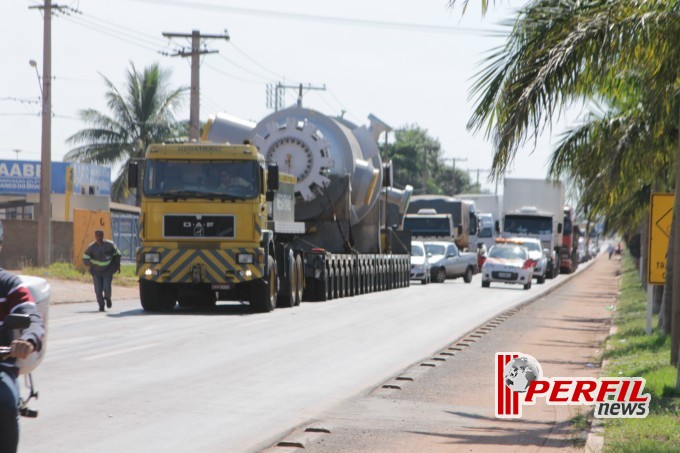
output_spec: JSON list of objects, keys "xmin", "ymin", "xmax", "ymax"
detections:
[{"xmin": 424, "ymin": 240, "xmax": 478, "ymax": 283}]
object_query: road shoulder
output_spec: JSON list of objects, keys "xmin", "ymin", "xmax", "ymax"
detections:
[{"xmin": 267, "ymin": 255, "xmax": 619, "ymax": 452}]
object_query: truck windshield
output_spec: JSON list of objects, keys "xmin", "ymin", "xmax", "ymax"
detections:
[
  {"xmin": 143, "ymin": 160, "xmax": 260, "ymax": 199},
  {"xmin": 403, "ymin": 217, "xmax": 452, "ymax": 237},
  {"xmin": 504, "ymin": 215, "xmax": 552, "ymax": 235},
  {"xmin": 479, "ymin": 225, "xmax": 494, "ymax": 238}
]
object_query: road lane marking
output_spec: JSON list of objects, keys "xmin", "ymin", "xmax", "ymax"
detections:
[{"xmin": 83, "ymin": 342, "xmax": 162, "ymax": 361}]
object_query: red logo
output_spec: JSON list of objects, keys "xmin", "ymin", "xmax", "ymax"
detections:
[{"xmin": 495, "ymin": 352, "xmax": 650, "ymax": 419}]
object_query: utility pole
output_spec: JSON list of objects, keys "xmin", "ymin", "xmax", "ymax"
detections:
[
  {"xmin": 162, "ymin": 30, "xmax": 229, "ymax": 140},
  {"xmin": 30, "ymin": 1, "xmax": 67, "ymax": 267},
  {"xmin": 267, "ymin": 82, "xmax": 325, "ymax": 111}
]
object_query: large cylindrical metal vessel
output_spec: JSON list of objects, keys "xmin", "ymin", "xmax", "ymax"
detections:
[{"xmin": 205, "ymin": 107, "xmax": 386, "ymax": 225}]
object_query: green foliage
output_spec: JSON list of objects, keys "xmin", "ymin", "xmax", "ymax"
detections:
[
  {"xmin": 602, "ymin": 256, "xmax": 680, "ymax": 451},
  {"xmin": 65, "ymin": 62, "xmax": 188, "ymax": 203},
  {"xmin": 381, "ymin": 124, "xmax": 475, "ymax": 195}
]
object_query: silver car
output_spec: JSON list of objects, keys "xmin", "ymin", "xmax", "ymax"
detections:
[{"xmin": 410, "ymin": 241, "xmax": 431, "ymax": 284}]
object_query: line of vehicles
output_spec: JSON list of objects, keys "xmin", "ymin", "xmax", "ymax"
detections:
[{"xmin": 126, "ymin": 104, "xmax": 596, "ymax": 312}]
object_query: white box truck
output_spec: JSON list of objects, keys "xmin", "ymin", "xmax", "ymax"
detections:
[{"xmin": 501, "ymin": 178, "xmax": 565, "ymax": 278}]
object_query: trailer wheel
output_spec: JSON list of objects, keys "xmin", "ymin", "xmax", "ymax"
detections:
[
  {"xmin": 251, "ymin": 256, "xmax": 277, "ymax": 313},
  {"xmin": 463, "ymin": 266, "xmax": 473, "ymax": 283},
  {"xmin": 278, "ymin": 252, "xmax": 297, "ymax": 308},
  {"xmin": 140, "ymin": 280, "xmax": 177, "ymax": 312},
  {"xmin": 294, "ymin": 255, "xmax": 304, "ymax": 306}
]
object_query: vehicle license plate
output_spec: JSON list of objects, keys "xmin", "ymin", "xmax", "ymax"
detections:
[
  {"xmin": 211, "ymin": 284, "xmax": 231, "ymax": 290},
  {"xmin": 498, "ymin": 272, "xmax": 511, "ymax": 278}
]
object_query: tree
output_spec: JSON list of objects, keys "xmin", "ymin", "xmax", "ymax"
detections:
[
  {"xmin": 382, "ymin": 125, "xmax": 474, "ymax": 195},
  {"xmin": 449, "ymin": 0, "xmax": 680, "ymax": 372},
  {"xmin": 65, "ymin": 62, "xmax": 188, "ymax": 204}
]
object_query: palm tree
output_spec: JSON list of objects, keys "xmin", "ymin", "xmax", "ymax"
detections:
[
  {"xmin": 65, "ymin": 62, "xmax": 188, "ymax": 204},
  {"xmin": 450, "ymin": 0, "xmax": 680, "ymax": 369}
]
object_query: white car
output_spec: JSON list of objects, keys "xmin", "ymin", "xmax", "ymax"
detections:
[
  {"xmin": 410, "ymin": 241, "xmax": 431, "ymax": 284},
  {"xmin": 497, "ymin": 237, "xmax": 548, "ymax": 284},
  {"xmin": 481, "ymin": 244, "xmax": 535, "ymax": 290}
]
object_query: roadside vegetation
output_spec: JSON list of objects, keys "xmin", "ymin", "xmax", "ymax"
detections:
[
  {"xmin": 20, "ymin": 262, "xmax": 138, "ymax": 287},
  {"xmin": 602, "ymin": 256, "xmax": 680, "ymax": 452}
]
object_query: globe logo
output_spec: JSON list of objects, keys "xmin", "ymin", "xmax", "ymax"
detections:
[{"xmin": 504, "ymin": 356, "xmax": 541, "ymax": 393}]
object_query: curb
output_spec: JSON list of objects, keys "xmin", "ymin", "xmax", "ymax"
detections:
[{"xmin": 266, "ymin": 255, "xmax": 603, "ymax": 451}]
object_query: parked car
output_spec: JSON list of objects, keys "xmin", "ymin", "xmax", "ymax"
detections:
[
  {"xmin": 424, "ymin": 240, "xmax": 478, "ymax": 284},
  {"xmin": 481, "ymin": 243, "xmax": 535, "ymax": 290},
  {"xmin": 410, "ymin": 240, "xmax": 431, "ymax": 285},
  {"xmin": 496, "ymin": 237, "xmax": 548, "ymax": 284}
]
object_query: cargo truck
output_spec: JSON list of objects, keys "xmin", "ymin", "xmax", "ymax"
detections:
[
  {"xmin": 129, "ymin": 108, "xmax": 412, "ymax": 312},
  {"xmin": 500, "ymin": 178, "xmax": 564, "ymax": 278},
  {"xmin": 405, "ymin": 195, "xmax": 478, "ymax": 251}
]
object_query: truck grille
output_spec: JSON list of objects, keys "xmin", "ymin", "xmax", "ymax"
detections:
[{"xmin": 164, "ymin": 215, "xmax": 235, "ymax": 238}]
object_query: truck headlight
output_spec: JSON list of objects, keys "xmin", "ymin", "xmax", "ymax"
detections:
[
  {"xmin": 238, "ymin": 253, "xmax": 254, "ymax": 264},
  {"xmin": 144, "ymin": 252, "xmax": 160, "ymax": 263}
]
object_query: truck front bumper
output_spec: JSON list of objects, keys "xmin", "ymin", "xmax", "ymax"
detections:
[{"xmin": 137, "ymin": 247, "xmax": 264, "ymax": 285}]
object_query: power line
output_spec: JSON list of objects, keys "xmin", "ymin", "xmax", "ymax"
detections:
[
  {"xmin": 121, "ymin": 0, "xmax": 501, "ymax": 36},
  {"xmin": 216, "ymin": 54, "xmax": 272, "ymax": 83}
]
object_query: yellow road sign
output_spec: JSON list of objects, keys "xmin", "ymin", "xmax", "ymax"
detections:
[{"xmin": 648, "ymin": 193, "xmax": 674, "ymax": 284}]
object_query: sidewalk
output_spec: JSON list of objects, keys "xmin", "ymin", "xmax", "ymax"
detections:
[{"xmin": 269, "ymin": 255, "xmax": 620, "ymax": 452}]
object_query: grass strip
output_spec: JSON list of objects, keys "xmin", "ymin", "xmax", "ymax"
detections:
[
  {"xmin": 602, "ymin": 256, "xmax": 680, "ymax": 452},
  {"xmin": 20, "ymin": 261, "xmax": 139, "ymax": 287}
]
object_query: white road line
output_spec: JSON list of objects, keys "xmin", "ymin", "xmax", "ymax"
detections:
[{"xmin": 83, "ymin": 342, "xmax": 162, "ymax": 361}]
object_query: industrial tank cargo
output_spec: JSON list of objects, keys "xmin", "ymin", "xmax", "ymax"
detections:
[{"xmin": 130, "ymin": 107, "xmax": 412, "ymax": 312}]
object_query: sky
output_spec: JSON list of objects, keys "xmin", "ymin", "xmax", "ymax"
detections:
[{"xmin": 1, "ymin": 0, "xmax": 577, "ymax": 193}]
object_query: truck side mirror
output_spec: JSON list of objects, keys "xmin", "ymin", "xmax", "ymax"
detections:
[
  {"xmin": 267, "ymin": 164, "xmax": 279, "ymax": 191},
  {"xmin": 557, "ymin": 223, "xmax": 563, "ymax": 234},
  {"xmin": 128, "ymin": 162, "xmax": 138, "ymax": 189}
]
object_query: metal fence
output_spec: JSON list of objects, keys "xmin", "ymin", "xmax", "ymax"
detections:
[{"xmin": 112, "ymin": 213, "xmax": 140, "ymax": 263}]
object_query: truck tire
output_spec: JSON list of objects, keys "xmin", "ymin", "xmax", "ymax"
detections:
[
  {"xmin": 278, "ymin": 252, "xmax": 297, "ymax": 308},
  {"xmin": 463, "ymin": 266, "xmax": 473, "ymax": 283},
  {"xmin": 294, "ymin": 255, "xmax": 304, "ymax": 306},
  {"xmin": 140, "ymin": 280, "xmax": 177, "ymax": 312},
  {"xmin": 251, "ymin": 256, "xmax": 277, "ymax": 313}
]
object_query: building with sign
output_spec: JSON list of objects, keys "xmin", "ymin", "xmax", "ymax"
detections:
[
  {"xmin": 0, "ymin": 160, "xmax": 139, "ymax": 267},
  {"xmin": 0, "ymin": 160, "xmax": 110, "ymax": 221}
]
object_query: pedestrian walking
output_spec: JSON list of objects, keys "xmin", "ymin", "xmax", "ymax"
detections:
[
  {"xmin": 83, "ymin": 230, "xmax": 121, "ymax": 312},
  {"xmin": 608, "ymin": 243, "xmax": 615, "ymax": 260}
]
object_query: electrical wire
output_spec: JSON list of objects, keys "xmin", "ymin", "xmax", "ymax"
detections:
[
  {"xmin": 204, "ymin": 62, "xmax": 266, "ymax": 85},
  {"xmin": 120, "ymin": 0, "xmax": 501, "ymax": 36}
]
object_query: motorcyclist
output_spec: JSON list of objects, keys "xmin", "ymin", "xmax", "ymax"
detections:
[{"xmin": 0, "ymin": 263, "xmax": 45, "ymax": 453}]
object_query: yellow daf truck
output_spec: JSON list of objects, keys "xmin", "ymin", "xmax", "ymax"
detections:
[{"xmin": 129, "ymin": 107, "xmax": 412, "ymax": 313}]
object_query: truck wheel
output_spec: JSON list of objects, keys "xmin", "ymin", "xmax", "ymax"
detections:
[
  {"xmin": 295, "ymin": 255, "xmax": 304, "ymax": 306},
  {"xmin": 140, "ymin": 280, "xmax": 177, "ymax": 312},
  {"xmin": 251, "ymin": 256, "xmax": 277, "ymax": 313},
  {"xmin": 278, "ymin": 253, "xmax": 297, "ymax": 308},
  {"xmin": 434, "ymin": 267, "xmax": 446, "ymax": 283},
  {"xmin": 463, "ymin": 267, "xmax": 473, "ymax": 283}
]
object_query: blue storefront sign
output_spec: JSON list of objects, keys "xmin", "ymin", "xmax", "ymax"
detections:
[{"xmin": 0, "ymin": 160, "xmax": 110, "ymax": 195}]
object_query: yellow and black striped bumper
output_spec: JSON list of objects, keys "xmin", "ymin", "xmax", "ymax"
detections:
[{"xmin": 137, "ymin": 247, "xmax": 264, "ymax": 284}]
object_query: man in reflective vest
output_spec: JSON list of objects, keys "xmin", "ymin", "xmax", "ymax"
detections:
[{"xmin": 83, "ymin": 230, "xmax": 121, "ymax": 312}]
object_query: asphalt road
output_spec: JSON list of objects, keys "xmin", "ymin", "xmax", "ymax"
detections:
[{"xmin": 20, "ymin": 271, "xmax": 576, "ymax": 453}]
